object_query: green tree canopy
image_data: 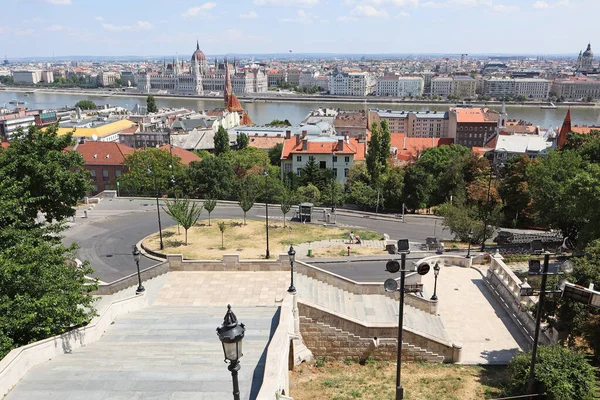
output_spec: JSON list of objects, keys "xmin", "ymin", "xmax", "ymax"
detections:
[
  {"xmin": 223, "ymin": 146, "xmax": 269, "ymax": 178},
  {"xmin": 214, "ymin": 126, "xmax": 230, "ymax": 156},
  {"xmin": 265, "ymin": 119, "xmax": 291, "ymax": 127},
  {"xmin": 366, "ymin": 122, "xmax": 382, "ymax": 183},
  {"xmin": 187, "ymin": 157, "xmax": 235, "ymax": 200},
  {"xmin": 203, "ymin": 198, "xmax": 217, "ymax": 226},
  {"xmin": 146, "ymin": 95, "xmax": 158, "ymax": 113},
  {"xmin": 163, "ymin": 198, "xmax": 203, "ymax": 245},
  {"xmin": 236, "ymin": 132, "xmax": 249, "ymax": 150},
  {"xmin": 75, "ymin": 100, "xmax": 96, "ymax": 110},
  {"xmin": 268, "ymin": 143, "xmax": 283, "ymax": 166}
]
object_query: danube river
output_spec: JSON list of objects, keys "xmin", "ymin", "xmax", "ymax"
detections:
[{"xmin": 2, "ymin": 90, "xmax": 600, "ymax": 128}]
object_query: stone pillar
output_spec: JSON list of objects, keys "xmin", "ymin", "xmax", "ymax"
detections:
[{"xmin": 452, "ymin": 343, "xmax": 463, "ymax": 363}]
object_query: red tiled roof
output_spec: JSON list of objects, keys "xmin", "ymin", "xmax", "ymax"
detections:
[
  {"xmin": 240, "ymin": 112, "xmax": 254, "ymax": 126},
  {"xmin": 1, "ymin": 142, "xmax": 9, "ymax": 149},
  {"xmin": 472, "ymin": 146, "xmax": 492, "ymax": 156},
  {"xmin": 390, "ymin": 133, "xmax": 454, "ymax": 162},
  {"xmin": 120, "ymin": 126, "xmax": 139, "ymax": 135},
  {"xmin": 248, "ymin": 136, "xmax": 284, "ymax": 150},
  {"xmin": 67, "ymin": 142, "xmax": 135, "ymax": 166},
  {"xmin": 281, "ymin": 137, "xmax": 367, "ymax": 161},
  {"xmin": 158, "ymin": 144, "xmax": 200, "ymax": 166},
  {"xmin": 571, "ymin": 125, "xmax": 600, "ymax": 134},
  {"xmin": 226, "ymin": 93, "xmax": 244, "ymax": 113},
  {"xmin": 452, "ymin": 107, "xmax": 498, "ymax": 124}
]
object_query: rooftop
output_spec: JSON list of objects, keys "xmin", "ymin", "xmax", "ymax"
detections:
[
  {"xmin": 67, "ymin": 141, "xmax": 135, "ymax": 165},
  {"xmin": 57, "ymin": 119, "xmax": 137, "ymax": 139}
]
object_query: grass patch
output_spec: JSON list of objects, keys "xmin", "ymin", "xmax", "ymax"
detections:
[
  {"xmin": 144, "ymin": 219, "xmax": 378, "ymax": 260},
  {"xmin": 290, "ymin": 361, "xmax": 510, "ymax": 400}
]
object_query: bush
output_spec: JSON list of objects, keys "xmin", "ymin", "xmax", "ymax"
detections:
[{"xmin": 507, "ymin": 345, "xmax": 596, "ymax": 400}]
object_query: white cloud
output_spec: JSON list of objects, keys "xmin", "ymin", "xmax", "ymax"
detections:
[
  {"xmin": 367, "ymin": 0, "xmax": 419, "ymax": 6},
  {"xmin": 422, "ymin": 0, "xmax": 491, "ymax": 7},
  {"xmin": 102, "ymin": 21, "xmax": 153, "ymax": 31},
  {"xmin": 533, "ymin": 0, "xmax": 570, "ymax": 8},
  {"xmin": 15, "ymin": 29, "xmax": 35, "ymax": 36},
  {"xmin": 46, "ymin": 24, "xmax": 65, "ymax": 31},
  {"xmin": 350, "ymin": 4, "xmax": 389, "ymax": 17},
  {"xmin": 240, "ymin": 11, "xmax": 258, "ymax": 18},
  {"xmin": 94, "ymin": 16, "xmax": 103, "ymax": 21},
  {"xmin": 46, "ymin": 0, "xmax": 71, "ymax": 4},
  {"xmin": 395, "ymin": 11, "xmax": 410, "ymax": 17},
  {"xmin": 181, "ymin": 2, "xmax": 216, "ymax": 18},
  {"xmin": 337, "ymin": 15, "xmax": 359, "ymax": 21},
  {"xmin": 254, "ymin": 0, "xmax": 319, "ymax": 6},
  {"xmin": 280, "ymin": 8, "xmax": 323, "ymax": 23},
  {"xmin": 492, "ymin": 4, "xmax": 519, "ymax": 12}
]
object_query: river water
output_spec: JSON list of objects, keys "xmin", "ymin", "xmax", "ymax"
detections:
[{"xmin": 2, "ymin": 90, "xmax": 600, "ymax": 129}]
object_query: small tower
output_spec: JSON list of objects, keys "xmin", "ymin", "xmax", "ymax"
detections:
[{"xmin": 498, "ymin": 101, "xmax": 507, "ymax": 130}]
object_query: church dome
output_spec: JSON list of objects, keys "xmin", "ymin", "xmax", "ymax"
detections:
[
  {"xmin": 192, "ymin": 41, "xmax": 206, "ymax": 62},
  {"xmin": 583, "ymin": 43, "xmax": 593, "ymax": 58}
]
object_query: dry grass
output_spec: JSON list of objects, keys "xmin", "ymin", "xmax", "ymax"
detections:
[
  {"xmin": 290, "ymin": 360, "xmax": 509, "ymax": 400},
  {"xmin": 144, "ymin": 219, "xmax": 379, "ymax": 260},
  {"xmin": 310, "ymin": 246, "xmax": 388, "ymax": 258}
]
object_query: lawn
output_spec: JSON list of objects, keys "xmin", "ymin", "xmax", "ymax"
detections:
[
  {"xmin": 144, "ymin": 219, "xmax": 381, "ymax": 260},
  {"xmin": 290, "ymin": 360, "xmax": 510, "ymax": 400}
]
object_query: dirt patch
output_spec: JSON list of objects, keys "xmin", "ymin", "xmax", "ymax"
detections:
[
  {"xmin": 144, "ymin": 219, "xmax": 379, "ymax": 260},
  {"xmin": 290, "ymin": 361, "xmax": 509, "ymax": 400}
]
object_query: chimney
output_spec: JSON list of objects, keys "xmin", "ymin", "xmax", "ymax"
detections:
[
  {"xmin": 301, "ymin": 130, "xmax": 307, "ymax": 138},
  {"xmin": 285, "ymin": 130, "xmax": 291, "ymax": 139},
  {"xmin": 295, "ymin": 133, "xmax": 301, "ymax": 146},
  {"xmin": 337, "ymin": 138, "xmax": 343, "ymax": 151},
  {"xmin": 302, "ymin": 138, "xmax": 308, "ymax": 151},
  {"xmin": 358, "ymin": 133, "xmax": 363, "ymax": 143}
]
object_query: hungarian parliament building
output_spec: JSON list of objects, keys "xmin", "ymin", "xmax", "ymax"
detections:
[{"xmin": 135, "ymin": 42, "xmax": 268, "ymax": 95}]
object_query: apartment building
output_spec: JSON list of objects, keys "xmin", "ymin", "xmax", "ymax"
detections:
[
  {"xmin": 329, "ymin": 71, "xmax": 376, "ymax": 96},
  {"xmin": 376, "ymin": 76, "xmax": 424, "ymax": 97},
  {"xmin": 448, "ymin": 107, "xmax": 499, "ymax": 147},
  {"xmin": 484, "ymin": 78, "xmax": 550, "ymax": 99},
  {"xmin": 552, "ymin": 79, "xmax": 600, "ymax": 100},
  {"xmin": 368, "ymin": 109, "xmax": 449, "ymax": 138}
]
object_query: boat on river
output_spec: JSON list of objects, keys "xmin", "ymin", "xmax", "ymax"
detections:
[
  {"xmin": 9, "ymin": 99, "xmax": 26, "ymax": 105},
  {"xmin": 540, "ymin": 102, "xmax": 557, "ymax": 109}
]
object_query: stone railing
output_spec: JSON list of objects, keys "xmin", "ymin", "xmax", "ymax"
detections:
[
  {"xmin": 0, "ymin": 291, "xmax": 148, "ymax": 397},
  {"xmin": 256, "ymin": 294, "xmax": 295, "ymax": 400},
  {"xmin": 166, "ymin": 254, "xmax": 289, "ymax": 272},
  {"xmin": 298, "ymin": 301, "xmax": 459, "ymax": 363},
  {"xmin": 294, "ymin": 261, "xmax": 438, "ymax": 315},
  {"xmin": 413, "ymin": 254, "xmax": 474, "ymax": 269},
  {"xmin": 486, "ymin": 253, "xmax": 555, "ymax": 346},
  {"xmin": 93, "ymin": 262, "xmax": 169, "ymax": 295}
]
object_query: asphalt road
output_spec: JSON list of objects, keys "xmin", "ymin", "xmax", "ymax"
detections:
[
  {"xmin": 63, "ymin": 198, "xmax": 450, "ymax": 283},
  {"xmin": 310, "ymin": 257, "xmax": 436, "ymax": 283}
]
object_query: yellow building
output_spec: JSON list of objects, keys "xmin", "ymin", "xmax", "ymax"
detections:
[{"xmin": 56, "ymin": 119, "xmax": 137, "ymax": 142}]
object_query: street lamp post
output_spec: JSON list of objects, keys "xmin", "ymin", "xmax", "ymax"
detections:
[
  {"xmin": 430, "ymin": 262, "xmax": 440, "ymax": 301},
  {"xmin": 287, "ymin": 245, "xmax": 296, "ymax": 293},
  {"xmin": 217, "ymin": 305, "xmax": 246, "ymax": 400},
  {"xmin": 263, "ymin": 167, "xmax": 270, "ymax": 259},
  {"xmin": 132, "ymin": 245, "xmax": 145, "ymax": 294},
  {"xmin": 466, "ymin": 228, "xmax": 473, "ymax": 258},
  {"xmin": 148, "ymin": 168, "xmax": 164, "ymax": 250},
  {"xmin": 331, "ymin": 152, "xmax": 336, "ymax": 212}
]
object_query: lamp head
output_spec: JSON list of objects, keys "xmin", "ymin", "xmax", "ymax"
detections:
[
  {"xmin": 216, "ymin": 304, "xmax": 245, "ymax": 362},
  {"xmin": 132, "ymin": 245, "xmax": 141, "ymax": 263},
  {"xmin": 433, "ymin": 262, "xmax": 440, "ymax": 277},
  {"xmin": 288, "ymin": 245, "xmax": 296, "ymax": 263}
]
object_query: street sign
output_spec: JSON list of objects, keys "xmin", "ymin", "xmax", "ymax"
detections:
[
  {"xmin": 563, "ymin": 283, "xmax": 593, "ymax": 304},
  {"xmin": 384, "ymin": 278, "xmax": 399, "ymax": 292},
  {"xmin": 417, "ymin": 263, "xmax": 430, "ymax": 276},
  {"xmin": 386, "ymin": 260, "xmax": 400, "ymax": 273},
  {"xmin": 404, "ymin": 284, "xmax": 424, "ymax": 293},
  {"xmin": 397, "ymin": 239, "xmax": 410, "ymax": 253},
  {"xmin": 528, "ymin": 260, "xmax": 542, "ymax": 276}
]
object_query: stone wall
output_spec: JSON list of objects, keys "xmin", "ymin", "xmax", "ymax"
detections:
[
  {"xmin": 93, "ymin": 262, "xmax": 169, "ymax": 295},
  {"xmin": 298, "ymin": 302, "xmax": 456, "ymax": 363},
  {"xmin": 166, "ymin": 254, "xmax": 289, "ymax": 272}
]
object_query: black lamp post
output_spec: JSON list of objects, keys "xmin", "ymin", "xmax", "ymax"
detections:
[
  {"xmin": 430, "ymin": 262, "xmax": 440, "ymax": 301},
  {"xmin": 331, "ymin": 152, "xmax": 336, "ymax": 212},
  {"xmin": 217, "ymin": 305, "xmax": 245, "ymax": 400},
  {"xmin": 466, "ymin": 228, "xmax": 473, "ymax": 258},
  {"xmin": 263, "ymin": 167, "xmax": 270, "ymax": 259},
  {"xmin": 287, "ymin": 245, "xmax": 296, "ymax": 293},
  {"xmin": 148, "ymin": 168, "xmax": 164, "ymax": 250},
  {"xmin": 132, "ymin": 245, "xmax": 145, "ymax": 294}
]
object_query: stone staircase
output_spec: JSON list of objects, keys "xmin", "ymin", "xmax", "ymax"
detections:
[
  {"xmin": 301, "ymin": 316, "xmax": 446, "ymax": 363},
  {"xmin": 5, "ymin": 306, "xmax": 279, "ymax": 400}
]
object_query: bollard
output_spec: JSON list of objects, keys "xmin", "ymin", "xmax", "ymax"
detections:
[
  {"xmin": 83, "ymin": 210, "xmax": 88, "ymax": 218},
  {"xmin": 307, "ymin": 248, "xmax": 313, "ymax": 257},
  {"xmin": 347, "ymin": 246, "xmax": 351, "ymax": 256},
  {"xmin": 326, "ymin": 213, "xmax": 331, "ymax": 223}
]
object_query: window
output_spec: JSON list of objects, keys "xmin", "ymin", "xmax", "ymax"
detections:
[
  {"xmin": 115, "ymin": 170, "xmax": 121, "ymax": 178},
  {"xmin": 344, "ymin": 168, "xmax": 349, "ymax": 177},
  {"xmin": 90, "ymin": 169, "xmax": 97, "ymax": 178},
  {"xmin": 103, "ymin": 170, "xmax": 109, "ymax": 182},
  {"xmin": 296, "ymin": 155, "xmax": 302, "ymax": 162},
  {"xmin": 345, "ymin": 156, "xmax": 350, "ymax": 163},
  {"xmin": 297, "ymin": 168, "xmax": 302, "ymax": 176},
  {"xmin": 333, "ymin": 168, "xmax": 337, "ymax": 177},
  {"xmin": 333, "ymin": 156, "xmax": 338, "ymax": 162}
]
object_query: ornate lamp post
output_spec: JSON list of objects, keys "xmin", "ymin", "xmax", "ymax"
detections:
[
  {"xmin": 287, "ymin": 245, "xmax": 296, "ymax": 293},
  {"xmin": 263, "ymin": 167, "xmax": 270, "ymax": 259},
  {"xmin": 147, "ymin": 168, "xmax": 164, "ymax": 250},
  {"xmin": 217, "ymin": 305, "xmax": 246, "ymax": 400},
  {"xmin": 132, "ymin": 245, "xmax": 145, "ymax": 294},
  {"xmin": 466, "ymin": 228, "xmax": 473, "ymax": 258},
  {"xmin": 430, "ymin": 262, "xmax": 440, "ymax": 301}
]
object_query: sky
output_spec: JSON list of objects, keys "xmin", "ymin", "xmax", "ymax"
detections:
[{"xmin": 2, "ymin": 0, "xmax": 599, "ymax": 58}]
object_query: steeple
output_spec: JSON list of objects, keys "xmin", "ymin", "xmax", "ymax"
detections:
[
  {"xmin": 196, "ymin": 39, "xmax": 200, "ymax": 51},
  {"xmin": 557, "ymin": 109, "xmax": 572, "ymax": 148}
]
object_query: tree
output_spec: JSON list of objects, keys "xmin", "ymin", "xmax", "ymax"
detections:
[
  {"xmin": 265, "ymin": 119, "xmax": 291, "ymax": 127},
  {"xmin": 508, "ymin": 346, "xmax": 595, "ymax": 400},
  {"xmin": 402, "ymin": 166, "xmax": 433, "ymax": 211},
  {"xmin": 378, "ymin": 119, "xmax": 391, "ymax": 171},
  {"xmin": 75, "ymin": 100, "xmax": 96, "ymax": 110},
  {"xmin": 297, "ymin": 184, "xmax": 320, "ymax": 205},
  {"xmin": 280, "ymin": 189, "xmax": 293, "ymax": 228},
  {"xmin": 119, "ymin": 148, "xmax": 186, "ymax": 197},
  {"xmin": 300, "ymin": 156, "xmax": 328, "ymax": 189},
  {"xmin": 203, "ymin": 199, "xmax": 217, "ymax": 226},
  {"xmin": 214, "ymin": 126, "xmax": 230, "ymax": 156},
  {"xmin": 223, "ymin": 146, "xmax": 269, "ymax": 178},
  {"xmin": 437, "ymin": 202, "xmax": 496, "ymax": 243},
  {"xmin": 188, "ymin": 157, "xmax": 235, "ymax": 200},
  {"xmin": 366, "ymin": 122, "xmax": 382, "ymax": 183},
  {"xmin": 146, "ymin": 95, "xmax": 158, "ymax": 113},
  {"xmin": 382, "ymin": 166, "xmax": 405, "ymax": 211},
  {"xmin": 498, "ymin": 155, "xmax": 536, "ymax": 227},
  {"xmin": 218, "ymin": 221, "xmax": 226, "ymax": 249},
  {"xmin": 347, "ymin": 181, "xmax": 379, "ymax": 210},
  {"xmin": 0, "ymin": 124, "xmax": 91, "ymax": 223},
  {"xmin": 236, "ymin": 132, "xmax": 249, "ymax": 150},
  {"xmin": 268, "ymin": 143, "xmax": 283, "ymax": 166},
  {"xmin": 164, "ymin": 198, "xmax": 203, "ymax": 245},
  {"xmin": 238, "ymin": 191, "xmax": 254, "ymax": 225}
]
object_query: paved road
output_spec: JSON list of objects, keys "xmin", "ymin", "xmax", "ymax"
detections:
[{"xmin": 63, "ymin": 199, "xmax": 450, "ymax": 283}]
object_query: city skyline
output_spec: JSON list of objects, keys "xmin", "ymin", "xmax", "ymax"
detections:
[{"xmin": 3, "ymin": 0, "xmax": 599, "ymax": 58}]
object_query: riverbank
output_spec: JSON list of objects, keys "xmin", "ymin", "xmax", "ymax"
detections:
[{"xmin": 1, "ymin": 85, "xmax": 597, "ymax": 108}]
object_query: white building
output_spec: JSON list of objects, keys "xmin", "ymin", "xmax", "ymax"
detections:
[
  {"xmin": 97, "ymin": 71, "xmax": 119, "ymax": 87},
  {"xmin": 376, "ymin": 76, "xmax": 424, "ymax": 97},
  {"xmin": 552, "ymin": 79, "xmax": 600, "ymax": 100},
  {"xmin": 484, "ymin": 78, "xmax": 550, "ymax": 99},
  {"xmin": 431, "ymin": 77, "xmax": 453, "ymax": 97},
  {"xmin": 329, "ymin": 71, "xmax": 375, "ymax": 96},
  {"xmin": 13, "ymin": 70, "xmax": 42, "ymax": 84}
]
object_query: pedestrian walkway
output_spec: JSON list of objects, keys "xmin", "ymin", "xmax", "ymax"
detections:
[{"xmin": 419, "ymin": 264, "xmax": 528, "ymax": 364}]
